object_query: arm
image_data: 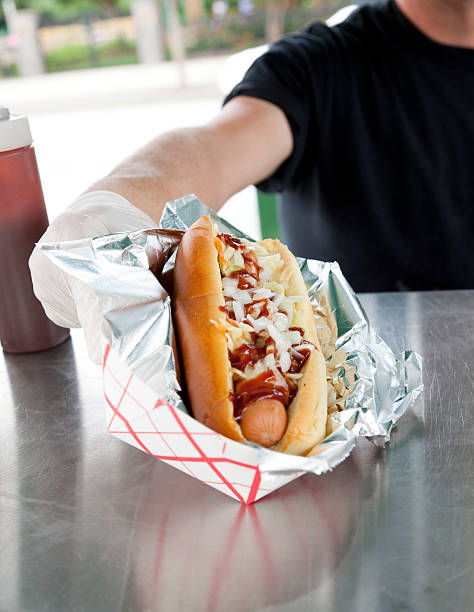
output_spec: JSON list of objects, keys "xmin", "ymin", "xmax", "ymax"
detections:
[
  {"xmin": 86, "ymin": 95, "xmax": 293, "ymax": 222},
  {"xmin": 29, "ymin": 96, "xmax": 292, "ymax": 363}
]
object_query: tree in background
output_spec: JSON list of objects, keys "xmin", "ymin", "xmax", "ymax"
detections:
[
  {"xmin": 255, "ymin": 0, "xmax": 320, "ymax": 41},
  {"xmin": 259, "ymin": 0, "xmax": 291, "ymax": 41}
]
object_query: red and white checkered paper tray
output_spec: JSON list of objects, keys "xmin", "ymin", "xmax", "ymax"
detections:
[
  {"xmin": 103, "ymin": 344, "xmax": 306, "ymax": 503},
  {"xmin": 42, "ymin": 195, "xmax": 423, "ymax": 503}
]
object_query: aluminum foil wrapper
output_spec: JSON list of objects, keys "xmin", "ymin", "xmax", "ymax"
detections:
[{"xmin": 41, "ymin": 194, "xmax": 423, "ymax": 488}]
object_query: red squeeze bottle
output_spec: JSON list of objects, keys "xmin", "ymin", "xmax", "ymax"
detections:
[{"xmin": 0, "ymin": 107, "xmax": 69, "ymax": 353}]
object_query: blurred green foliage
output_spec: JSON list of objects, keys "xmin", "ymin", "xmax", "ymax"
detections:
[
  {"xmin": 1, "ymin": 1, "xmax": 131, "ymax": 25},
  {"xmin": 0, "ymin": 0, "xmax": 348, "ymax": 76},
  {"xmin": 0, "ymin": 62, "xmax": 19, "ymax": 77},
  {"xmin": 185, "ymin": 6, "xmax": 331, "ymax": 56},
  {"xmin": 44, "ymin": 36, "xmax": 136, "ymax": 71},
  {"xmin": 186, "ymin": 17, "xmax": 265, "ymax": 55}
]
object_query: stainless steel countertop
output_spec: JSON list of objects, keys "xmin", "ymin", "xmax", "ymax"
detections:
[{"xmin": 1, "ymin": 290, "xmax": 473, "ymax": 612}]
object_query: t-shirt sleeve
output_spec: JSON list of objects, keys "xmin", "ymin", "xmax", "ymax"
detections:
[{"xmin": 223, "ymin": 27, "xmax": 327, "ymax": 192}]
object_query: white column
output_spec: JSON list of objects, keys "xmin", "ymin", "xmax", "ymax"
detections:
[
  {"xmin": 167, "ymin": 0, "xmax": 186, "ymax": 87},
  {"xmin": 131, "ymin": 0, "xmax": 164, "ymax": 64},
  {"xmin": 15, "ymin": 10, "xmax": 44, "ymax": 76}
]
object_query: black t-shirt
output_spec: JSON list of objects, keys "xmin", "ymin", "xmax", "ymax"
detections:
[{"xmin": 224, "ymin": 0, "xmax": 474, "ymax": 291}]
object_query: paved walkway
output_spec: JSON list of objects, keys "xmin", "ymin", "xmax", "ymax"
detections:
[
  {"xmin": 1, "ymin": 55, "xmax": 260, "ymax": 238},
  {"xmin": 2, "ymin": 55, "xmax": 231, "ymax": 114}
]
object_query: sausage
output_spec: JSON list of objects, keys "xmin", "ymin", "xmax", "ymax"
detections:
[{"xmin": 240, "ymin": 398, "xmax": 288, "ymax": 448}]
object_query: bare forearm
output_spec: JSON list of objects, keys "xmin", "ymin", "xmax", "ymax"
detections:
[
  {"xmin": 87, "ymin": 126, "xmax": 231, "ymax": 222},
  {"xmin": 86, "ymin": 97, "xmax": 293, "ymax": 223}
]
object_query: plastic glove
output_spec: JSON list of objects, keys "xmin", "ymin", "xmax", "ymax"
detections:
[{"xmin": 29, "ymin": 190, "xmax": 156, "ymax": 364}]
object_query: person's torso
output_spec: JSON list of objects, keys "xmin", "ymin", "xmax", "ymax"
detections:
[{"xmin": 280, "ymin": 0, "xmax": 474, "ymax": 291}]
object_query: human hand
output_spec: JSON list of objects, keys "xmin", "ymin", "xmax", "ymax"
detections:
[{"xmin": 29, "ymin": 191, "xmax": 156, "ymax": 363}]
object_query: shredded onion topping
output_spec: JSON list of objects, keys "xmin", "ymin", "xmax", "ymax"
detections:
[{"xmin": 216, "ymin": 234, "xmax": 314, "ymax": 394}]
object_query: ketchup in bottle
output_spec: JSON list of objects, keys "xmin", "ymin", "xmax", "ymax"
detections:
[{"xmin": 0, "ymin": 107, "xmax": 70, "ymax": 353}]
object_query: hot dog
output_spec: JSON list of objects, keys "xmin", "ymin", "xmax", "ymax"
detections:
[{"xmin": 173, "ymin": 215, "xmax": 327, "ymax": 455}]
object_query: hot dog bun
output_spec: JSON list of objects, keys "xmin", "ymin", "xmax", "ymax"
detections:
[
  {"xmin": 173, "ymin": 215, "xmax": 327, "ymax": 455},
  {"xmin": 173, "ymin": 216, "xmax": 244, "ymax": 442},
  {"xmin": 261, "ymin": 239, "xmax": 327, "ymax": 454}
]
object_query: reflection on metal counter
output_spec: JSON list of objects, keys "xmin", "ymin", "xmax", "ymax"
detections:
[{"xmin": 0, "ymin": 291, "xmax": 473, "ymax": 611}]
